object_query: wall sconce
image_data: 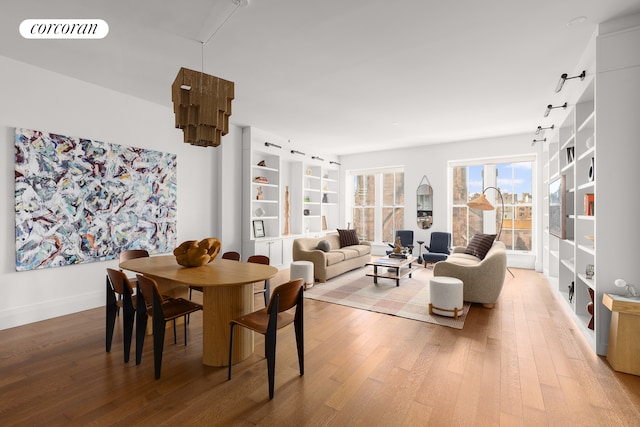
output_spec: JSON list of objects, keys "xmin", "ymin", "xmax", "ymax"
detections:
[
  {"xmin": 329, "ymin": 160, "xmax": 341, "ymax": 166},
  {"xmin": 311, "ymin": 156, "xmax": 324, "ymax": 161},
  {"xmin": 531, "ymin": 138, "xmax": 546, "ymax": 146},
  {"xmin": 291, "ymin": 150, "xmax": 305, "ymax": 156},
  {"xmin": 536, "ymin": 125, "xmax": 554, "ymax": 135},
  {"xmin": 555, "ymin": 70, "xmax": 586, "ymax": 93},
  {"xmin": 544, "ymin": 102, "xmax": 567, "ymax": 117},
  {"xmin": 264, "ymin": 142, "xmax": 282, "ymax": 149}
]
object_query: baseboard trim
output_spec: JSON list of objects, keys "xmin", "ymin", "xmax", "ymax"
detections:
[{"xmin": 0, "ymin": 291, "xmax": 102, "ymax": 331}]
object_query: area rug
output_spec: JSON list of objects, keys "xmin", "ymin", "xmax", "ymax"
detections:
[{"xmin": 303, "ymin": 264, "xmax": 470, "ymax": 329}]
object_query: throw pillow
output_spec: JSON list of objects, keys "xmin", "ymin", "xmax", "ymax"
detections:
[
  {"xmin": 464, "ymin": 233, "xmax": 496, "ymax": 260},
  {"xmin": 317, "ymin": 240, "xmax": 331, "ymax": 252},
  {"xmin": 336, "ymin": 228, "xmax": 359, "ymax": 248}
]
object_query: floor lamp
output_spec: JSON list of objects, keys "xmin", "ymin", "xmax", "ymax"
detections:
[{"xmin": 467, "ymin": 186, "xmax": 515, "ymax": 278}]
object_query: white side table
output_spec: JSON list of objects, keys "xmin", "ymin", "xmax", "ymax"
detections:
[
  {"xmin": 603, "ymin": 293, "xmax": 640, "ymax": 376},
  {"xmin": 429, "ymin": 276, "xmax": 464, "ymax": 319},
  {"xmin": 290, "ymin": 260, "xmax": 314, "ymax": 289}
]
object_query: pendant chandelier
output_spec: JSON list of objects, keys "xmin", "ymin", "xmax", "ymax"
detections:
[
  {"xmin": 171, "ymin": 67, "xmax": 234, "ymax": 147},
  {"xmin": 171, "ymin": 0, "xmax": 249, "ymax": 147}
]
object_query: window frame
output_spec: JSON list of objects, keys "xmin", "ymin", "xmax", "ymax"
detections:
[{"xmin": 348, "ymin": 166, "xmax": 405, "ymax": 244}]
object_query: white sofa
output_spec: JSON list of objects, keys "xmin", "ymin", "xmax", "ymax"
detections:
[{"xmin": 292, "ymin": 233, "xmax": 371, "ymax": 282}]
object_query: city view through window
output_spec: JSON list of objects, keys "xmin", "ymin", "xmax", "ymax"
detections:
[{"xmin": 452, "ymin": 161, "xmax": 533, "ymax": 251}]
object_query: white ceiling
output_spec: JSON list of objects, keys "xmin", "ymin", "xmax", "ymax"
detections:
[{"xmin": 2, "ymin": 0, "xmax": 640, "ymax": 155}]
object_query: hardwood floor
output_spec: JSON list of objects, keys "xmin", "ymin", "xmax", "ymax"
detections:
[{"xmin": 1, "ymin": 268, "xmax": 639, "ymax": 426}]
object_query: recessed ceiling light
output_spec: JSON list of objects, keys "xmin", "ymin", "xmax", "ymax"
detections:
[{"xmin": 567, "ymin": 16, "xmax": 587, "ymax": 27}]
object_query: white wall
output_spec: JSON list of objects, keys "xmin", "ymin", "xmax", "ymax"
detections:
[
  {"xmin": 339, "ymin": 133, "xmax": 540, "ymax": 268},
  {"xmin": 0, "ymin": 55, "xmax": 243, "ymax": 330}
]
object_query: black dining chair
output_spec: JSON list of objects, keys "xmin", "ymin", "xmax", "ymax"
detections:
[
  {"xmin": 135, "ymin": 274, "xmax": 203, "ymax": 379},
  {"xmin": 105, "ymin": 268, "xmax": 136, "ymax": 363},
  {"xmin": 228, "ymin": 278, "xmax": 305, "ymax": 399},
  {"xmin": 248, "ymin": 255, "xmax": 271, "ymax": 307}
]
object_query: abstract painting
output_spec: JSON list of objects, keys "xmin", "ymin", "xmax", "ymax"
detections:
[{"xmin": 14, "ymin": 128, "xmax": 177, "ymax": 271}]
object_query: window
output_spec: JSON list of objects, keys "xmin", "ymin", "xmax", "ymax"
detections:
[
  {"xmin": 350, "ymin": 167, "xmax": 404, "ymax": 243},
  {"xmin": 451, "ymin": 158, "xmax": 533, "ymax": 251}
]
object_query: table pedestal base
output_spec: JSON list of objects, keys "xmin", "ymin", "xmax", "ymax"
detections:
[{"xmin": 203, "ymin": 284, "xmax": 254, "ymax": 367}]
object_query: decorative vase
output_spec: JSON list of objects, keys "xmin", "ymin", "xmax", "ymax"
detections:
[{"xmin": 173, "ymin": 238, "xmax": 221, "ymax": 267}]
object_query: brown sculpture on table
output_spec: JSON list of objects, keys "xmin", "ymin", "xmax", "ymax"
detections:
[
  {"xmin": 173, "ymin": 238, "xmax": 221, "ymax": 267},
  {"xmin": 393, "ymin": 236, "xmax": 403, "ymax": 254}
]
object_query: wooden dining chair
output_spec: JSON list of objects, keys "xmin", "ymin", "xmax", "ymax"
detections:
[
  {"xmin": 228, "ymin": 278, "xmax": 304, "ymax": 399},
  {"xmin": 105, "ymin": 268, "xmax": 136, "ymax": 363},
  {"xmin": 248, "ymin": 255, "xmax": 271, "ymax": 307},
  {"xmin": 116, "ymin": 249, "xmax": 149, "ymax": 314},
  {"xmin": 119, "ymin": 249, "xmax": 149, "ymax": 282},
  {"xmin": 135, "ymin": 274, "xmax": 203, "ymax": 379},
  {"xmin": 188, "ymin": 251, "xmax": 241, "ymax": 299}
]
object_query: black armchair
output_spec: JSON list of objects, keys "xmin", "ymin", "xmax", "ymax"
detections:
[{"xmin": 423, "ymin": 232, "xmax": 451, "ymax": 266}]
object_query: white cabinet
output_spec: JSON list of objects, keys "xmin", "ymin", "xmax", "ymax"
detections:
[{"xmin": 254, "ymin": 239, "xmax": 283, "ymax": 266}]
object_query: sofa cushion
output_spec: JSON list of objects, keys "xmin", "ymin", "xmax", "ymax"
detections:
[
  {"xmin": 317, "ymin": 240, "xmax": 331, "ymax": 252},
  {"xmin": 325, "ymin": 251, "xmax": 346, "ymax": 266},
  {"xmin": 337, "ymin": 228, "xmax": 359, "ymax": 248},
  {"xmin": 335, "ymin": 248, "xmax": 360, "ymax": 260},
  {"xmin": 464, "ymin": 233, "xmax": 496, "ymax": 260},
  {"xmin": 349, "ymin": 244, "xmax": 371, "ymax": 256},
  {"xmin": 446, "ymin": 253, "xmax": 482, "ymax": 266}
]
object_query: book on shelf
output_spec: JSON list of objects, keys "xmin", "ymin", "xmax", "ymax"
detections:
[
  {"xmin": 254, "ymin": 176, "xmax": 269, "ymax": 184},
  {"xmin": 583, "ymin": 193, "xmax": 594, "ymax": 215}
]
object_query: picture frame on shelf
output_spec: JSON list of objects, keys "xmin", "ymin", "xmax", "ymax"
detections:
[
  {"xmin": 566, "ymin": 146, "xmax": 575, "ymax": 164},
  {"xmin": 253, "ymin": 220, "xmax": 265, "ymax": 238},
  {"xmin": 549, "ymin": 175, "xmax": 566, "ymax": 239}
]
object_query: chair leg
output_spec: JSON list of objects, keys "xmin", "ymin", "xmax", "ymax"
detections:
[
  {"xmin": 263, "ymin": 279, "xmax": 270, "ymax": 306},
  {"xmin": 106, "ymin": 304, "xmax": 117, "ymax": 353},
  {"xmin": 135, "ymin": 305, "xmax": 148, "ymax": 366},
  {"xmin": 153, "ymin": 316, "xmax": 166, "ymax": 380},
  {"xmin": 266, "ymin": 327, "xmax": 277, "ymax": 399},
  {"xmin": 294, "ymin": 293, "xmax": 304, "ymax": 376},
  {"xmin": 228, "ymin": 323, "xmax": 235, "ymax": 380},
  {"xmin": 183, "ymin": 315, "xmax": 188, "ymax": 346},
  {"xmin": 122, "ymin": 296, "xmax": 135, "ymax": 363},
  {"xmin": 173, "ymin": 319, "xmax": 177, "ymax": 344},
  {"xmin": 266, "ymin": 295, "xmax": 279, "ymax": 399},
  {"xmin": 106, "ymin": 280, "xmax": 117, "ymax": 353}
]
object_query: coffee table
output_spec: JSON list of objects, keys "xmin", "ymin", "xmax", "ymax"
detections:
[{"xmin": 366, "ymin": 255, "xmax": 416, "ymax": 286}]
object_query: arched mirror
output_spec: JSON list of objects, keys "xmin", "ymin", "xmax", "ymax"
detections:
[{"xmin": 417, "ymin": 175, "xmax": 433, "ymax": 229}]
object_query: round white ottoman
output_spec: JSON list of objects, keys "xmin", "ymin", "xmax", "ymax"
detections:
[
  {"xmin": 429, "ymin": 276, "xmax": 464, "ymax": 319},
  {"xmin": 290, "ymin": 260, "xmax": 314, "ymax": 289}
]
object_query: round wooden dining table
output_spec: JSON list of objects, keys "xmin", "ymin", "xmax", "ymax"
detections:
[{"xmin": 119, "ymin": 255, "xmax": 278, "ymax": 367}]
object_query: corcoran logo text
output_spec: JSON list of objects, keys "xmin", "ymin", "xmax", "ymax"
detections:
[{"xmin": 19, "ymin": 19, "xmax": 109, "ymax": 39}]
